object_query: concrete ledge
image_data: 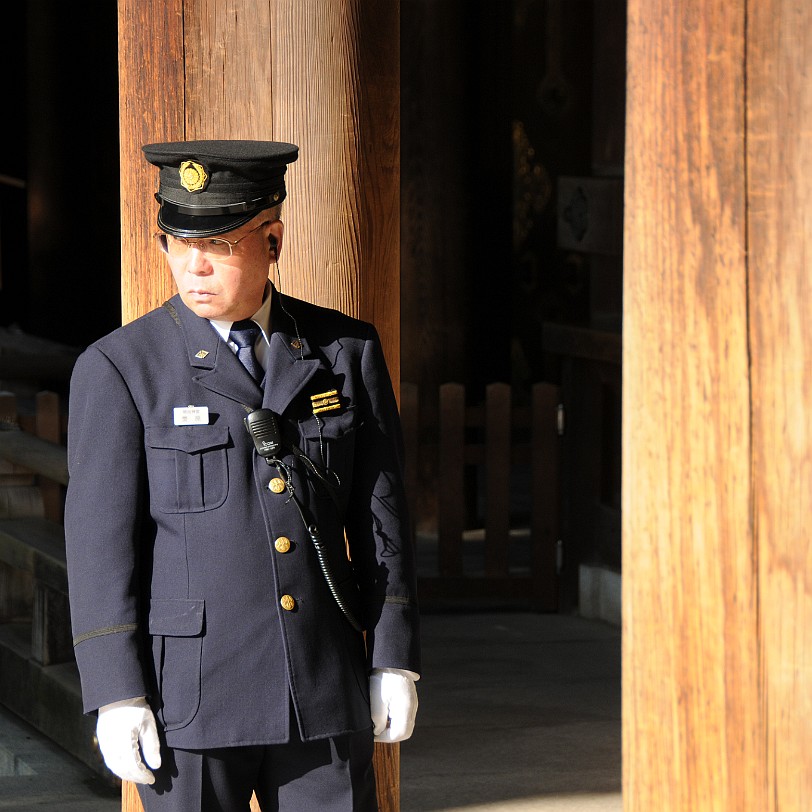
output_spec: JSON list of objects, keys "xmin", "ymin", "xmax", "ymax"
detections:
[
  {"xmin": 0, "ymin": 517, "xmax": 67, "ymax": 592},
  {"xmin": 578, "ymin": 564, "xmax": 621, "ymax": 626},
  {"xmin": 0, "ymin": 623, "xmax": 108, "ymax": 779}
]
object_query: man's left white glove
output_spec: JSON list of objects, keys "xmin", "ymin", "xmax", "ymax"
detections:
[
  {"xmin": 369, "ymin": 668, "xmax": 419, "ymax": 743},
  {"xmin": 96, "ymin": 696, "xmax": 162, "ymax": 784}
]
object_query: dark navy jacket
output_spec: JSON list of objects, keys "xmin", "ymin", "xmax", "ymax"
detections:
[{"xmin": 65, "ymin": 289, "xmax": 420, "ymax": 750}]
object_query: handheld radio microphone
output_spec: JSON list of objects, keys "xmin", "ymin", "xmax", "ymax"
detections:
[{"xmin": 244, "ymin": 409, "xmax": 283, "ymax": 460}]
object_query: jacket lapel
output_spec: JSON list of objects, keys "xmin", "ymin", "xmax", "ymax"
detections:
[
  {"xmin": 262, "ymin": 331, "xmax": 321, "ymax": 415},
  {"xmin": 167, "ymin": 293, "xmax": 322, "ymax": 414},
  {"xmin": 170, "ymin": 295, "xmax": 264, "ymax": 409}
]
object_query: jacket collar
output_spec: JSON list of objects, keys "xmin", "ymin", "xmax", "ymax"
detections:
[{"xmin": 166, "ymin": 290, "xmax": 321, "ymax": 414}]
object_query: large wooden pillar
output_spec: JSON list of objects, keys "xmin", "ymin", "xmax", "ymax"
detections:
[
  {"xmin": 624, "ymin": 0, "xmax": 811, "ymax": 808},
  {"xmin": 118, "ymin": 1, "xmax": 401, "ymax": 810}
]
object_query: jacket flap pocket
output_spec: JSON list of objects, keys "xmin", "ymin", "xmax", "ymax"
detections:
[
  {"xmin": 146, "ymin": 424, "xmax": 230, "ymax": 454},
  {"xmin": 148, "ymin": 598, "xmax": 205, "ymax": 636},
  {"xmin": 300, "ymin": 408, "xmax": 357, "ymax": 440}
]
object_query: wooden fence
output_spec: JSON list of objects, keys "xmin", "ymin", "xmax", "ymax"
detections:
[{"xmin": 401, "ymin": 381, "xmax": 562, "ymax": 612}]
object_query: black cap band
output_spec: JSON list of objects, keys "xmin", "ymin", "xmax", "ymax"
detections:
[{"xmin": 155, "ymin": 192, "xmax": 285, "ymax": 217}]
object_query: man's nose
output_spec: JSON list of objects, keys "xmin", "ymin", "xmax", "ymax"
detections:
[{"xmin": 186, "ymin": 246, "xmax": 212, "ymax": 274}]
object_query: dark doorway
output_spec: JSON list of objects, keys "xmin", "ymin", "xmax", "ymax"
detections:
[
  {"xmin": 0, "ymin": 1, "xmax": 121, "ymax": 350},
  {"xmin": 401, "ymin": 0, "xmax": 625, "ymax": 614}
]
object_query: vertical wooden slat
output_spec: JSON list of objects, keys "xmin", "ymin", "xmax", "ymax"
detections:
[
  {"xmin": 0, "ymin": 391, "xmax": 35, "ymax": 620},
  {"xmin": 746, "ymin": 0, "xmax": 812, "ymax": 805},
  {"xmin": 484, "ymin": 383, "xmax": 511, "ymax": 576},
  {"xmin": 373, "ymin": 743, "xmax": 400, "ymax": 812},
  {"xmin": 0, "ymin": 562, "xmax": 15, "ymax": 622},
  {"xmin": 0, "ymin": 392, "xmax": 34, "ymax": 488},
  {"xmin": 623, "ymin": 2, "xmax": 761, "ymax": 811},
  {"xmin": 438, "ymin": 383, "xmax": 465, "ymax": 577},
  {"xmin": 121, "ymin": 782, "xmax": 141, "ymax": 811},
  {"xmin": 531, "ymin": 383, "xmax": 560, "ymax": 611},
  {"xmin": 34, "ymin": 392, "xmax": 59, "ymax": 442},
  {"xmin": 31, "ymin": 583, "xmax": 72, "ymax": 666},
  {"xmin": 34, "ymin": 391, "xmax": 61, "ymax": 522},
  {"xmin": 400, "ymin": 382, "xmax": 419, "ymax": 541}
]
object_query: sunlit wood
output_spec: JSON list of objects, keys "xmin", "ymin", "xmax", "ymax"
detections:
[{"xmin": 624, "ymin": 0, "xmax": 812, "ymax": 808}]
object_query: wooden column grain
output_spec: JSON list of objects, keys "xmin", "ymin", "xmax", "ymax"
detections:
[
  {"xmin": 119, "ymin": 1, "xmax": 402, "ymax": 810},
  {"xmin": 746, "ymin": 0, "xmax": 812, "ymax": 805},
  {"xmin": 118, "ymin": 0, "xmax": 185, "ymax": 324},
  {"xmin": 626, "ymin": 0, "xmax": 812, "ymax": 808},
  {"xmin": 623, "ymin": 1, "xmax": 761, "ymax": 809}
]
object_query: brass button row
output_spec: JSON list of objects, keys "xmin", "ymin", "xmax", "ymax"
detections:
[{"xmin": 268, "ymin": 476, "xmax": 295, "ymax": 610}]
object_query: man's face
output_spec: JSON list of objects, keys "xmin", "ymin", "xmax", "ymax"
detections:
[{"xmin": 165, "ymin": 215, "xmax": 284, "ymax": 321}]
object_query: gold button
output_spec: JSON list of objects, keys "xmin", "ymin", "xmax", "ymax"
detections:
[
  {"xmin": 280, "ymin": 594, "xmax": 296, "ymax": 611},
  {"xmin": 269, "ymin": 477, "xmax": 286, "ymax": 494},
  {"xmin": 290, "ymin": 339, "xmax": 302, "ymax": 350},
  {"xmin": 275, "ymin": 536, "xmax": 291, "ymax": 553}
]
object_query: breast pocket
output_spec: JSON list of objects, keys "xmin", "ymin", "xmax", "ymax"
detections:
[
  {"xmin": 145, "ymin": 425, "xmax": 230, "ymax": 513},
  {"xmin": 149, "ymin": 598, "xmax": 204, "ymax": 731},
  {"xmin": 299, "ymin": 409, "xmax": 358, "ymax": 497}
]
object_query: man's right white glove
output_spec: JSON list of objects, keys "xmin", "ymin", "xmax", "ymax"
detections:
[
  {"xmin": 96, "ymin": 696, "xmax": 162, "ymax": 784},
  {"xmin": 369, "ymin": 668, "xmax": 419, "ymax": 742}
]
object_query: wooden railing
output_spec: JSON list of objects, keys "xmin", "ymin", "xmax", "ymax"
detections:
[
  {"xmin": 401, "ymin": 381, "xmax": 562, "ymax": 612},
  {"xmin": 0, "ymin": 390, "xmax": 102, "ymax": 773},
  {"xmin": 0, "ymin": 391, "xmax": 70, "ymax": 646}
]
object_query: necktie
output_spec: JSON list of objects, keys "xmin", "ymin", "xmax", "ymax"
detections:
[{"xmin": 229, "ymin": 319, "xmax": 263, "ymax": 383}]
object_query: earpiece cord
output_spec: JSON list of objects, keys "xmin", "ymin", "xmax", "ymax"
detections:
[{"xmin": 274, "ymin": 260, "xmax": 305, "ymax": 362}]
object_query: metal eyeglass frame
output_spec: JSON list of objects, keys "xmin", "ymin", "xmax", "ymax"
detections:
[{"xmin": 154, "ymin": 219, "xmax": 271, "ymax": 258}]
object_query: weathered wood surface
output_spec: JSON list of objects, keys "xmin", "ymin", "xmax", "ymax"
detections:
[
  {"xmin": 118, "ymin": 0, "xmax": 185, "ymax": 324},
  {"xmin": 119, "ymin": 1, "xmax": 401, "ymax": 809},
  {"xmin": 624, "ymin": 0, "xmax": 811, "ymax": 808},
  {"xmin": 746, "ymin": 0, "xmax": 812, "ymax": 805}
]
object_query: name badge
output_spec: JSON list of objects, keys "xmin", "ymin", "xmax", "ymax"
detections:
[{"xmin": 173, "ymin": 406, "xmax": 210, "ymax": 426}]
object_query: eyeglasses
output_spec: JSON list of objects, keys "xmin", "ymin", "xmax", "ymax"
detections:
[{"xmin": 155, "ymin": 220, "xmax": 270, "ymax": 258}]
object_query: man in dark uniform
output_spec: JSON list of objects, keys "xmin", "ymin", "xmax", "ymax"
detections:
[{"xmin": 65, "ymin": 140, "xmax": 420, "ymax": 811}]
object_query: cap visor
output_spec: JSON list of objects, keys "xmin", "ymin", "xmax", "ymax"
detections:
[{"xmin": 157, "ymin": 207, "xmax": 257, "ymax": 238}]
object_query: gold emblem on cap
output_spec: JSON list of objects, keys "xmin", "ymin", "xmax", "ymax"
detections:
[{"xmin": 179, "ymin": 160, "xmax": 209, "ymax": 193}]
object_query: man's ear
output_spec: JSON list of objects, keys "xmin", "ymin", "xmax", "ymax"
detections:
[{"xmin": 267, "ymin": 220, "xmax": 284, "ymax": 261}]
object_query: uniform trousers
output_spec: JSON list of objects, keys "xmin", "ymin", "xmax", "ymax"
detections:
[{"xmin": 137, "ymin": 716, "xmax": 377, "ymax": 812}]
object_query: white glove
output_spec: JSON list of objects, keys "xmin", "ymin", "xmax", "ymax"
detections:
[
  {"xmin": 369, "ymin": 668, "xmax": 419, "ymax": 743},
  {"xmin": 96, "ymin": 696, "xmax": 162, "ymax": 784}
]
